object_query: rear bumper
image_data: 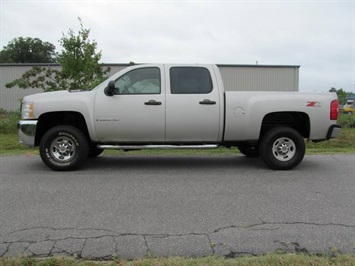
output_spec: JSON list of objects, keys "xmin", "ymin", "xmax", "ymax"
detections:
[
  {"xmin": 18, "ymin": 120, "xmax": 38, "ymax": 147},
  {"xmin": 326, "ymin": 124, "xmax": 341, "ymax": 139}
]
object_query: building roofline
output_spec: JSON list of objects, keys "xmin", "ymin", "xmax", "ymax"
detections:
[
  {"xmin": 0, "ymin": 63, "xmax": 301, "ymax": 68},
  {"xmin": 217, "ymin": 64, "xmax": 300, "ymax": 68},
  {"xmin": 0, "ymin": 63, "xmax": 131, "ymax": 67},
  {"xmin": 0, "ymin": 63, "xmax": 61, "ymax": 67}
]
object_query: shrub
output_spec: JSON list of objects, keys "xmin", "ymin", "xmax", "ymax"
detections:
[
  {"xmin": 0, "ymin": 109, "xmax": 20, "ymax": 134},
  {"xmin": 338, "ymin": 113, "xmax": 355, "ymax": 128}
]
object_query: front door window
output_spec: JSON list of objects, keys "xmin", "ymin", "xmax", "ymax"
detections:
[{"xmin": 114, "ymin": 68, "xmax": 160, "ymax": 94}]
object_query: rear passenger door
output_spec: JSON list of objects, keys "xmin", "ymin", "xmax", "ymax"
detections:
[{"xmin": 165, "ymin": 65, "xmax": 221, "ymax": 142}]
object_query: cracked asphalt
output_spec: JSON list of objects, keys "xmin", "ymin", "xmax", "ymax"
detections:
[{"xmin": 0, "ymin": 154, "xmax": 354, "ymax": 259}]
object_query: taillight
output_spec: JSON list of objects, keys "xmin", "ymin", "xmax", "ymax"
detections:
[{"xmin": 330, "ymin": 99, "xmax": 338, "ymax": 120}]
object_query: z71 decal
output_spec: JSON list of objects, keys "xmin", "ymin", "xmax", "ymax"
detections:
[{"xmin": 307, "ymin": 101, "xmax": 322, "ymax": 107}]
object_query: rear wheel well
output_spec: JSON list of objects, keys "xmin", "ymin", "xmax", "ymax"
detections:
[
  {"xmin": 35, "ymin": 112, "xmax": 90, "ymax": 146},
  {"xmin": 261, "ymin": 112, "xmax": 310, "ymax": 139}
]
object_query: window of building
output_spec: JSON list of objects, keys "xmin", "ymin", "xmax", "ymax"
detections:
[{"xmin": 170, "ymin": 67, "xmax": 213, "ymax": 94}]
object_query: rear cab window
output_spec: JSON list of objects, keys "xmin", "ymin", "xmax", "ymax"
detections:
[{"xmin": 170, "ymin": 67, "xmax": 213, "ymax": 94}]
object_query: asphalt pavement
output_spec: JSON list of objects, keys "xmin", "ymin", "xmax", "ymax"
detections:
[{"xmin": 0, "ymin": 153, "xmax": 354, "ymax": 259}]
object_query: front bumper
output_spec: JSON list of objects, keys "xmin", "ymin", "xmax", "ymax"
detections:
[{"xmin": 18, "ymin": 120, "xmax": 38, "ymax": 147}]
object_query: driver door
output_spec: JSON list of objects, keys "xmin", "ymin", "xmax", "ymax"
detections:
[{"xmin": 94, "ymin": 66, "xmax": 165, "ymax": 142}]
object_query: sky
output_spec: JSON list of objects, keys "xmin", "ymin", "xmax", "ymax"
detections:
[{"xmin": 0, "ymin": 0, "xmax": 354, "ymax": 93}]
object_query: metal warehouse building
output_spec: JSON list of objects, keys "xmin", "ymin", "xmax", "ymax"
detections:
[{"xmin": 0, "ymin": 63, "xmax": 300, "ymax": 111}]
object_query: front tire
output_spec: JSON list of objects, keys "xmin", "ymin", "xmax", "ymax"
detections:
[
  {"xmin": 259, "ymin": 126, "xmax": 305, "ymax": 170},
  {"xmin": 39, "ymin": 126, "xmax": 89, "ymax": 171}
]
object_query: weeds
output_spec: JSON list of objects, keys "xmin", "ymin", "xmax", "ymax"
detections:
[
  {"xmin": 0, "ymin": 109, "xmax": 20, "ymax": 134},
  {"xmin": 1, "ymin": 254, "xmax": 355, "ymax": 266},
  {"xmin": 338, "ymin": 113, "xmax": 355, "ymax": 128}
]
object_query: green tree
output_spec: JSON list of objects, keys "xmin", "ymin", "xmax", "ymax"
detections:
[
  {"xmin": 57, "ymin": 18, "xmax": 109, "ymax": 91},
  {"xmin": 337, "ymin": 89, "xmax": 348, "ymax": 105},
  {"xmin": 0, "ymin": 37, "xmax": 57, "ymax": 63},
  {"xmin": 5, "ymin": 66, "xmax": 65, "ymax": 92},
  {"xmin": 329, "ymin": 88, "xmax": 348, "ymax": 105},
  {"xmin": 6, "ymin": 19, "xmax": 109, "ymax": 91}
]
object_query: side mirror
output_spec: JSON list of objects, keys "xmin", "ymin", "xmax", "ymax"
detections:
[{"xmin": 104, "ymin": 80, "xmax": 116, "ymax": 96}]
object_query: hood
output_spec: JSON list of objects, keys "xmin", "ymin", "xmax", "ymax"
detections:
[
  {"xmin": 23, "ymin": 90, "xmax": 91, "ymax": 102},
  {"xmin": 22, "ymin": 90, "xmax": 96, "ymax": 119}
]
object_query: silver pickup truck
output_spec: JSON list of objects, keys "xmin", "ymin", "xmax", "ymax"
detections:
[{"xmin": 19, "ymin": 64, "xmax": 341, "ymax": 171}]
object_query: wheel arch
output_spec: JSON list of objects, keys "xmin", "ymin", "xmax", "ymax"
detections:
[
  {"xmin": 260, "ymin": 112, "xmax": 310, "ymax": 139},
  {"xmin": 35, "ymin": 111, "xmax": 90, "ymax": 146}
]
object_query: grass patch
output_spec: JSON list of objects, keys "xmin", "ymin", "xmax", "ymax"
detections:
[
  {"xmin": 1, "ymin": 110, "xmax": 354, "ymax": 155},
  {"xmin": 306, "ymin": 127, "xmax": 355, "ymax": 154},
  {"xmin": 1, "ymin": 129, "xmax": 354, "ymax": 156},
  {"xmin": 1, "ymin": 254, "xmax": 355, "ymax": 266},
  {"xmin": 0, "ymin": 134, "xmax": 37, "ymax": 155},
  {"xmin": 102, "ymin": 146, "xmax": 237, "ymax": 156},
  {"xmin": 0, "ymin": 109, "xmax": 20, "ymax": 134}
]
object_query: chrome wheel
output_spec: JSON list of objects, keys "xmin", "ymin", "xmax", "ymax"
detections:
[
  {"xmin": 260, "ymin": 126, "xmax": 305, "ymax": 170},
  {"xmin": 40, "ymin": 126, "xmax": 89, "ymax": 171},
  {"xmin": 49, "ymin": 136, "xmax": 77, "ymax": 162},
  {"xmin": 272, "ymin": 137, "xmax": 296, "ymax": 161}
]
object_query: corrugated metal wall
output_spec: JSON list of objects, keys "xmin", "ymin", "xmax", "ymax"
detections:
[
  {"xmin": 219, "ymin": 65, "xmax": 299, "ymax": 92},
  {"xmin": 0, "ymin": 64, "xmax": 60, "ymax": 111},
  {"xmin": 0, "ymin": 64, "xmax": 299, "ymax": 111}
]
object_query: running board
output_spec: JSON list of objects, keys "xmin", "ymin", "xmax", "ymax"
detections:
[{"xmin": 97, "ymin": 144, "xmax": 219, "ymax": 150}]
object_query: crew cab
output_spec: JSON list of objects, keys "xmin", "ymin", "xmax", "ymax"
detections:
[{"xmin": 18, "ymin": 64, "xmax": 341, "ymax": 171}]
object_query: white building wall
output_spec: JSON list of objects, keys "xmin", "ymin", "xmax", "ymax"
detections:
[{"xmin": 0, "ymin": 64, "xmax": 299, "ymax": 111}]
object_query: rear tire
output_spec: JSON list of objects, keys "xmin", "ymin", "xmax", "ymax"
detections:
[
  {"xmin": 39, "ymin": 125, "xmax": 89, "ymax": 171},
  {"xmin": 88, "ymin": 146, "xmax": 104, "ymax": 158},
  {"xmin": 238, "ymin": 145, "xmax": 259, "ymax": 157},
  {"xmin": 259, "ymin": 126, "xmax": 305, "ymax": 170}
]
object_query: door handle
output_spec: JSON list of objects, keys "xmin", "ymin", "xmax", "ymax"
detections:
[
  {"xmin": 199, "ymin": 99, "xmax": 216, "ymax": 105},
  {"xmin": 144, "ymin": 100, "xmax": 162, "ymax": 105}
]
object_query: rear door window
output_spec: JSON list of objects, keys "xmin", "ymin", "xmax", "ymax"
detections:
[{"xmin": 170, "ymin": 67, "xmax": 213, "ymax": 94}]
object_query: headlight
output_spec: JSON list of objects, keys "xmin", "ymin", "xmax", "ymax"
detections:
[{"xmin": 21, "ymin": 101, "xmax": 34, "ymax": 119}]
